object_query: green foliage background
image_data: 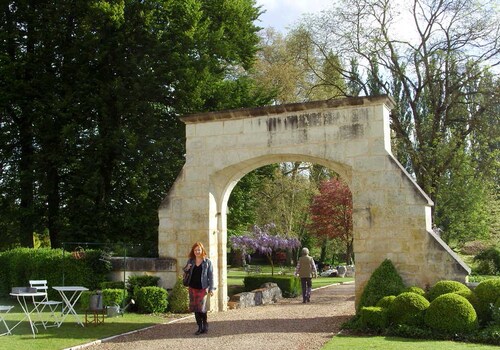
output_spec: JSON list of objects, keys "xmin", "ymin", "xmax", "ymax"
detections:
[{"xmin": 0, "ymin": 248, "xmax": 111, "ymax": 298}]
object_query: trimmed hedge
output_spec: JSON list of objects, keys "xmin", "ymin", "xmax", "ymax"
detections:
[
  {"xmin": 388, "ymin": 292, "xmax": 429, "ymax": 326},
  {"xmin": 425, "ymin": 293, "xmax": 478, "ymax": 334},
  {"xmin": 425, "ymin": 280, "xmax": 469, "ymax": 302},
  {"xmin": 454, "ymin": 289, "xmax": 489, "ymax": 325},
  {"xmin": 243, "ymin": 275, "xmax": 300, "ymax": 297},
  {"xmin": 102, "ymin": 288, "xmax": 128, "ymax": 307},
  {"xmin": 475, "ymin": 278, "xmax": 500, "ymax": 323},
  {"xmin": 0, "ymin": 247, "xmax": 111, "ymax": 299},
  {"xmin": 100, "ymin": 281, "xmax": 125, "ymax": 289},
  {"xmin": 360, "ymin": 306, "xmax": 388, "ymax": 329},
  {"xmin": 136, "ymin": 286, "xmax": 168, "ymax": 314},
  {"xmin": 168, "ymin": 276, "xmax": 189, "ymax": 313},
  {"xmin": 376, "ymin": 295, "xmax": 396, "ymax": 309},
  {"xmin": 358, "ymin": 259, "xmax": 405, "ymax": 311},
  {"xmin": 475, "ymin": 278, "xmax": 500, "ymax": 306},
  {"xmin": 404, "ymin": 286, "xmax": 425, "ymax": 296},
  {"xmin": 127, "ymin": 275, "xmax": 160, "ymax": 300}
]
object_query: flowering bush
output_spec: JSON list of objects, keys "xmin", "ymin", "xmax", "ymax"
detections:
[{"xmin": 230, "ymin": 223, "xmax": 301, "ymax": 275}]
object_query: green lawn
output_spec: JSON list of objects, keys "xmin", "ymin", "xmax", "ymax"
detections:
[
  {"xmin": 323, "ymin": 334, "xmax": 498, "ymax": 349},
  {"xmin": 0, "ymin": 305, "xmax": 178, "ymax": 350}
]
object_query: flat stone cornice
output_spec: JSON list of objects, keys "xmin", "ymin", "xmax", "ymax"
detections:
[{"xmin": 180, "ymin": 95, "xmax": 396, "ymax": 124}]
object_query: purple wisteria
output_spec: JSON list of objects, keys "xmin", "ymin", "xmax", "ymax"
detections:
[{"xmin": 230, "ymin": 223, "xmax": 301, "ymax": 275}]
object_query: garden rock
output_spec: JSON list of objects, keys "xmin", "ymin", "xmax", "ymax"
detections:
[{"xmin": 229, "ymin": 283, "xmax": 282, "ymax": 309}]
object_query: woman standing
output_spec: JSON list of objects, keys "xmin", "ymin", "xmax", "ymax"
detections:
[{"xmin": 183, "ymin": 242, "xmax": 216, "ymax": 335}]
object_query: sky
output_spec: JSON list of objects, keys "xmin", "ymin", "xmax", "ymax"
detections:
[{"xmin": 255, "ymin": 0, "xmax": 333, "ymax": 33}]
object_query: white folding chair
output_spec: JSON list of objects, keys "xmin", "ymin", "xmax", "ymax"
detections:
[
  {"xmin": 0, "ymin": 305, "xmax": 14, "ymax": 336},
  {"xmin": 29, "ymin": 280, "xmax": 63, "ymax": 328}
]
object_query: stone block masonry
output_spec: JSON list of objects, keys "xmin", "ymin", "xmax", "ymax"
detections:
[{"xmin": 158, "ymin": 96, "xmax": 469, "ymax": 311}]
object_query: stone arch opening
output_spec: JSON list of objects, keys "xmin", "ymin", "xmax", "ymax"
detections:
[{"xmin": 158, "ymin": 96, "xmax": 469, "ymax": 311}]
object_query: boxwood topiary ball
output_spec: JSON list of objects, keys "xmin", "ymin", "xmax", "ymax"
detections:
[
  {"xmin": 454, "ymin": 289, "xmax": 489, "ymax": 325},
  {"xmin": 360, "ymin": 306, "xmax": 388, "ymax": 329},
  {"xmin": 474, "ymin": 279, "xmax": 500, "ymax": 306},
  {"xmin": 376, "ymin": 295, "xmax": 396, "ymax": 309},
  {"xmin": 425, "ymin": 280, "xmax": 469, "ymax": 302},
  {"xmin": 404, "ymin": 286, "xmax": 425, "ymax": 296},
  {"xmin": 388, "ymin": 292, "xmax": 430, "ymax": 326},
  {"xmin": 425, "ymin": 293, "xmax": 478, "ymax": 334},
  {"xmin": 474, "ymin": 279, "xmax": 500, "ymax": 324}
]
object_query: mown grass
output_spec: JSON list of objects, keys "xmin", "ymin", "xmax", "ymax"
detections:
[
  {"xmin": 323, "ymin": 334, "xmax": 499, "ymax": 349},
  {"xmin": 0, "ymin": 306, "xmax": 178, "ymax": 350}
]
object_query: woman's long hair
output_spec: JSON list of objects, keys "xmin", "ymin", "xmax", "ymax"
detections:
[{"xmin": 189, "ymin": 241, "xmax": 207, "ymax": 259}]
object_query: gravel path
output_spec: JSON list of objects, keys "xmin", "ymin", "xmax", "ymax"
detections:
[{"xmin": 82, "ymin": 283, "xmax": 355, "ymax": 350}]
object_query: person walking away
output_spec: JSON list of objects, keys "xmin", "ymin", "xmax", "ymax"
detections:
[
  {"xmin": 183, "ymin": 242, "xmax": 216, "ymax": 335},
  {"xmin": 295, "ymin": 247, "xmax": 317, "ymax": 303}
]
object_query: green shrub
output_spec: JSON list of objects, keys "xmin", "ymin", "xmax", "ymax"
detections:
[
  {"xmin": 360, "ymin": 306, "xmax": 388, "ymax": 330},
  {"xmin": 358, "ymin": 259, "xmax": 405, "ymax": 311},
  {"xmin": 243, "ymin": 275, "xmax": 300, "ymax": 298},
  {"xmin": 136, "ymin": 286, "xmax": 168, "ymax": 314},
  {"xmin": 471, "ymin": 324, "xmax": 500, "ymax": 346},
  {"xmin": 425, "ymin": 280, "xmax": 469, "ymax": 301},
  {"xmin": 404, "ymin": 286, "xmax": 425, "ymax": 296},
  {"xmin": 475, "ymin": 278, "xmax": 500, "ymax": 323},
  {"xmin": 0, "ymin": 247, "xmax": 111, "ymax": 298},
  {"xmin": 454, "ymin": 289, "xmax": 489, "ymax": 325},
  {"xmin": 388, "ymin": 292, "xmax": 429, "ymax": 326},
  {"xmin": 491, "ymin": 300, "xmax": 500, "ymax": 326},
  {"xmin": 79, "ymin": 291, "xmax": 93, "ymax": 310},
  {"xmin": 168, "ymin": 276, "xmax": 189, "ymax": 313},
  {"xmin": 475, "ymin": 278, "xmax": 500, "ymax": 306},
  {"xmin": 425, "ymin": 293, "xmax": 478, "ymax": 334},
  {"xmin": 376, "ymin": 295, "xmax": 396, "ymax": 309},
  {"xmin": 474, "ymin": 247, "xmax": 500, "ymax": 275},
  {"xmin": 100, "ymin": 281, "xmax": 125, "ymax": 289},
  {"xmin": 102, "ymin": 288, "xmax": 128, "ymax": 307},
  {"xmin": 127, "ymin": 275, "xmax": 160, "ymax": 299}
]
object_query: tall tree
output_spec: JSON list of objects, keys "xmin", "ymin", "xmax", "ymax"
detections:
[
  {"xmin": 252, "ymin": 27, "xmax": 347, "ymax": 104},
  {"xmin": 294, "ymin": 0, "xmax": 499, "ymax": 243},
  {"xmin": 309, "ymin": 178, "xmax": 353, "ymax": 265},
  {"xmin": 0, "ymin": 0, "xmax": 266, "ymax": 250},
  {"xmin": 227, "ymin": 164, "xmax": 278, "ymax": 237},
  {"xmin": 255, "ymin": 165, "xmax": 317, "ymax": 241}
]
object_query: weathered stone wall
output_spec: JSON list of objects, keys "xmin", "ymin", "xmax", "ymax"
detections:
[
  {"xmin": 107, "ymin": 257, "xmax": 177, "ymax": 290},
  {"xmin": 158, "ymin": 96, "xmax": 469, "ymax": 311}
]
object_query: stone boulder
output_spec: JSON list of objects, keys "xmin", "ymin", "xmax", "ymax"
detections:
[{"xmin": 228, "ymin": 282, "xmax": 282, "ymax": 309}]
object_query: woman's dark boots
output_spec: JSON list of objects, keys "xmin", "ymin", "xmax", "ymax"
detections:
[
  {"xmin": 201, "ymin": 312, "xmax": 208, "ymax": 333},
  {"xmin": 194, "ymin": 312, "xmax": 203, "ymax": 335}
]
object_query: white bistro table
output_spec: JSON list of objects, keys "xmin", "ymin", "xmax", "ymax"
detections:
[
  {"xmin": 52, "ymin": 286, "xmax": 89, "ymax": 327},
  {"xmin": 9, "ymin": 291, "xmax": 47, "ymax": 338}
]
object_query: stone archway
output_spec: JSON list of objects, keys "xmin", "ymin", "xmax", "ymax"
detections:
[{"xmin": 158, "ymin": 95, "xmax": 469, "ymax": 311}]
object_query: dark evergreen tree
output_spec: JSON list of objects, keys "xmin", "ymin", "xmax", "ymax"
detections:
[{"xmin": 0, "ymin": 0, "xmax": 268, "ymax": 251}]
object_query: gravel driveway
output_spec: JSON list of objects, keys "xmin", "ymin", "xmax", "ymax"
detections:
[{"xmin": 81, "ymin": 282, "xmax": 355, "ymax": 350}]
